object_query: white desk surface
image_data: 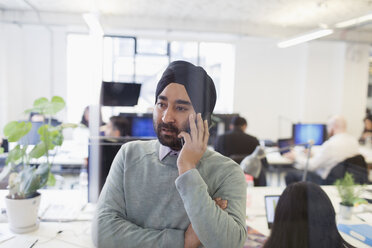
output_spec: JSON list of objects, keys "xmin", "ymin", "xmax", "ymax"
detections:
[
  {"xmin": 0, "ymin": 190, "xmax": 95, "ymax": 248},
  {"xmin": 0, "ymin": 186, "xmax": 371, "ymax": 248},
  {"xmin": 266, "ymin": 145, "xmax": 372, "ymax": 165},
  {"xmin": 246, "ymin": 185, "xmax": 372, "ymax": 248}
]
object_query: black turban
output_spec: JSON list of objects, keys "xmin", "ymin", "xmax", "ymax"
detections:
[{"xmin": 155, "ymin": 61, "xmax": 217, "ymax": 124}]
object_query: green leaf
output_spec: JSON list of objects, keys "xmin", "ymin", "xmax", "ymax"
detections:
[
  {"xmin": 3, "ymin": 121, "xmax": 32, "ymax": 142},
  {"xmin": 44, "ymin": 96, "xmax": 65, "ymax": 115},
  {"xmin": 0, "ymin": 147, "xmax": 3, "ymax": 154},
  {"xmin": 33, "ymin": 97, "xmax": 48, "ymax": 110},
  {"xmin": 335, "ymin": 172, "xmax": 365, "ymax": 206},
  {"xmin": 35, "ymin": 163, "xmax": 50, "ymax": 187},
  {"xmin": 6, "ymin": 145, "xmax": 25, "ymax": 165},
  {"xmin": 0, "ymin": 165, "xmax": 12, "ymax": 182},
  {"xmin": 29, "ymin": 142, "xmax": 47, "ymax": 158},
  {"xmin": 18, "ymin": 163, "xmax": 50, "ymax": 198},
  {"xmin": 23, "ymin": 97, "xmax": 49, "ymax": 115},
  {"xmin": 47, "ymin": 172, "xmax": 56, "ymax": 186}
]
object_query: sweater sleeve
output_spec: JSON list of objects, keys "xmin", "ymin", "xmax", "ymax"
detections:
[
  {"xmin": 175, "ymin": 168, "xmax": 247, "ymax": 248},
  {"xmin": 92, "ymin": 146, "xmax": 185, "ymax": 248}
]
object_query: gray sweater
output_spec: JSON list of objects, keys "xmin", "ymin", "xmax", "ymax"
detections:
[{"xmin": 92, "ymin": 140, "xmax": 247, "ymax": 248}]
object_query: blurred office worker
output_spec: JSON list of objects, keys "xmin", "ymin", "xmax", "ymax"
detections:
[
  {"xmin": 104, "ymin": 115, "xmax": 129, "ymax": 137},
  {"xmin": 284, "ymin": 115, "xmax": 359, "ymax": 185},
  {"xmin": 359, "ymin": 114, "xmax": 372, "ymax": 145},
  {"xmin": 214, "ymin": 116, "xmax": 259, "ymax": 158},
  {"xmin": 263, "ymin": 182, "xmax": 354, "ymax": 248},
  {"xmin": 93, "ymin": 61, "xmax": 247, "ymax": 248}
]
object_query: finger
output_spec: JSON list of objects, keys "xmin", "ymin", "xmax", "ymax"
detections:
[
  {"xmin": 218, "ymin": 200, "xmax": 227, "ymax": 209},
  {"xmin": 203, "ymin": 119, "xmax": 209, "ymax": 145},
  {"xmin": 196, "ymin": 113, "xmax": 204, "ymax": 143},
  {"xmin": 178, "ymin": 131, "xmax": 191, "ymax": 144},
  {"xmin": 189, "ymin": 114, "xmax": 197, "ymax": 142},
  {"xmin": 215, "ymin": 200, "xmax": 227, "ymax": 210}
]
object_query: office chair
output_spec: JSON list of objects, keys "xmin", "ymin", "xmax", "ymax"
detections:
[{"xmin": 324, "ymin": 154, "xmax": 369, "ymax": 185}]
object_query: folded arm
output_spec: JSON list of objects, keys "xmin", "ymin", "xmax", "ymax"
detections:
[{"xmin": 175, "ymin": 169, "xmax": 247, "ymax": 248}]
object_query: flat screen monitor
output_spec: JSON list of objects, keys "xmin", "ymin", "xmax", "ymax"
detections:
[
  {"xmin": 292, "ymin": 123, "xmax": 327, "ymax": 146},
  {"xmin": 277, "ymin": 138, "xmax": 293, "ymax": 155},
  {"xmin": 131, "ymin": 117, "xmax": 156, "ymax": 137},
  {"xmin": 101, "ymin": 82, "xmax": 141, "ymax": 106},
  {"xmin": 265, "ymin": 195, "xmax": 280, "ymax": 229}
]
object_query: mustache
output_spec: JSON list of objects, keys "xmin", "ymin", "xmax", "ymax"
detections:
[{"xmin": 158, "ymin": 122, "xmax": 180, "ymax": 133}]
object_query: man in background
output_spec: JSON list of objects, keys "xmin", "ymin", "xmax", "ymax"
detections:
[
  {"xmin": 214, "ymin": 116, "xmax": 266, "ymax": 186},
  {"xmin": 214, "ymin": 116, "xmax": 259, "ymax": 158},
  {"xmin": 284, "ymin": 115, "xmax": 359, "ymax": 185},
  {"xmin": 104, "ymin": 115, "xmax": 129, "ymax": 137}
]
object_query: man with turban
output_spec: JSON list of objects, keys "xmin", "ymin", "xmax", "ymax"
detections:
[{"xmin": 93, "ymin": 61, "xmax": 247, "ymax": 248}]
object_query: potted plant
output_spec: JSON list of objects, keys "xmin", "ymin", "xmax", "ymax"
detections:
[
  {"xmin": 0, "ymin": 96, "xmax": 76, "ymax": 233},
  {"xmin": 335, "ymin": 172, "xmax": 364, "ymax": 220}
]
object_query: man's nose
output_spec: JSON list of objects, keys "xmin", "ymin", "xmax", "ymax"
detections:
[{"xmin": 162, "ymin": 108, "xmax": 175, "ymax": 123}]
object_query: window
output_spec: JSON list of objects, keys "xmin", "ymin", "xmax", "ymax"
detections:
[{"xmin": 67, "ymin": 34, "xmax": 235, "ymax": 123}]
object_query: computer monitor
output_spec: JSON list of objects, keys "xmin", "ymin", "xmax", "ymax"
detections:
[
  {"xmin": 277, "ymin": 138, "xmax": 293, "ymax": 155},
  {"xmin": 131, "ymin": 117, "xmax": 156, "ymax": 137},
  {"xmin": 292, "ymin": 123, "xmax": 327, "ymax": 146},
  {"xmin": 100, "ymin": 82, "xmax": 141, "ymax": 106},
  {"xmin": 119, "ymin": 113, "xmax": 156, "ymax": 137},
  {"xmin": 265, "ymin": 195, "xmax": 280, "ymax": 229}
]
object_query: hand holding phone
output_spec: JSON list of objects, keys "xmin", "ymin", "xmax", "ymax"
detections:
[{"xmin": 176, "ymin": 113, "xmax": 209, "ymax": 175}]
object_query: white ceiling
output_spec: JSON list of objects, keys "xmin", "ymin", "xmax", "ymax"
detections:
[{"xmin": 1, "ymin": 0, "xmax": 372, "ymax": 43}]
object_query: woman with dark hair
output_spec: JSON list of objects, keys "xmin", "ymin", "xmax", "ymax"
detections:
[
  {"xmin": 359, "ymin": 115, "xmax": 372, "ymax": 145},
  {"xmin": 81, "ymin": 106, "xmax": 90, "ymax": 127},
  {"xmin": 263, "ymin": 182, "xmax": 354, "ymax": 248}
]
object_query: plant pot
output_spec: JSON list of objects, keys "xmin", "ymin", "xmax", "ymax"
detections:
[
  {"xmin": 339, "ymin": 203, "xmax": 353, "ymax": 220},
  {"xmin": 4, "ymin": 192, "xmax": 41, "ymax": 233}
]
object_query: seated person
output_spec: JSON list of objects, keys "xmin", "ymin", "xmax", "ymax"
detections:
[
  {"xmin": 263, "ymin": 181, "xmax": 354, "ymax": 248},
  {"xmin": 104, "ymin": 115, "xmax": 129, "ymax": 138},
  {"xmin": 359, "ymin": 114, "xmax": 372, "ymax": 145},
  {"xmin": 214, "ymin": 116, "xmax": 259, "ymax": 158},
  {"xmin": 214, "ymin": 116, "xmax": 266, "ymax": 186},
  {"xmin": 284, "ymin": 115, "xmax": 359, "ymax": 185},
  {"xmin": 92, "ymin": 61, "xmax": 247, "ymax": 248}
]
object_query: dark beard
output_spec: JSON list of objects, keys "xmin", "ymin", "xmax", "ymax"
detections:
[{"xmin": 155, "ymin": 121, "xmax": 190, "ymax": 151}]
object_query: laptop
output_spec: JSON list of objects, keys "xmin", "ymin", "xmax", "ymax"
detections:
[
  {"xmin": 264, "ymin": 195, "xmax": 280, "ymax": 229},
  {"xmin": 277, "ymin": 138, "xmax": 293, "ymax": 155}
]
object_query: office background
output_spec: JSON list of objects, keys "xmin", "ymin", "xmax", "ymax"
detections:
[{"xmin": 0, "ymin": 1, "xmax": 371, "ymax": 141}]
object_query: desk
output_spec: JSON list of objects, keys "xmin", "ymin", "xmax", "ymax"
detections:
[
  {"xmin": 0, "ymin": 186, "xmax": 371, "ymax": 248},
  {"xmin": 246, "ymin": 185, "xmax": 372, "ymax": 248},
  {"xmin": 264, "ymin": 145, "xmax": 372, "ymax": 185},
  {"xmin": 0, "ymin": 190, "xmax": 95, "ymax": 248}
]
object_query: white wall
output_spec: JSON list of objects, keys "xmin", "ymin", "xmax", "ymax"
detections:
[
  {"xmin": 0, "ymin": 24, "xmax": 68, "ymax": 136},
  {"xmin": 234, "ymin": 38, "xmax": 369, "ymax": 141},
  {"xmin": 0, "ymin": 23, "xmax": 369, "ymax": 142}
]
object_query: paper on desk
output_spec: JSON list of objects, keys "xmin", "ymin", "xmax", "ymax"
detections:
[
  {"xmin": 0, "ymin": 230, "xmax": 14, "ymax": 244},
  {"xmin": 1, "ymin": 236, "xmax": 37, "ymax": 247},
  {"xmin": 356, "ymin": 212, "xmax": 372, "ymax": 223}
]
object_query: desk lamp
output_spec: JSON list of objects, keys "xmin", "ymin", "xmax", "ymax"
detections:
[{"xmin": 240, "ymin": 140, "xmax": 314, "ymax": 181}]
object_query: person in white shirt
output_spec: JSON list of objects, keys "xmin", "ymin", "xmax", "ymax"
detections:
[{"xmin": 284, "ymin": 115, "xmax": 359, "ymax": 185}]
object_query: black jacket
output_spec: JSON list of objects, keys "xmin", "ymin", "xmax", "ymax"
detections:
[{"xmin": 214, "ymin": 129, "xmax": 259, "ymax": 157}]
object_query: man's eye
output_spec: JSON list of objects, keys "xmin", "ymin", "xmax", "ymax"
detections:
[
  {"xmin": 176, "ymin": 106, "xmax": 187, "ymax": 111},
  {"xmin": 157, "ymin": 102, "xmax": 166, "ymax": 108}
]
